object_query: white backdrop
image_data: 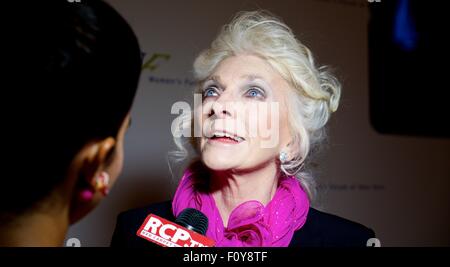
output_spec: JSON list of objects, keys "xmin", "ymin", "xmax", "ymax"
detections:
[{"xmin": 67, "ymin": 0, "xmax": 450, "ymax": 246}]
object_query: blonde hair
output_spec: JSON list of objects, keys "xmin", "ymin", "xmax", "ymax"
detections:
[{"xmin": 170, "ymin": 11, "xmax": 341, "ymax": 201}]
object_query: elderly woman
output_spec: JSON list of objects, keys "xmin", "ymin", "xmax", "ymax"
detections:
[{"xmin": 112, "ymin": 11, "xmax": 374, "ymax": 247}]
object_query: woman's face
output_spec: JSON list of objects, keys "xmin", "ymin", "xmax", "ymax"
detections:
[{"xmin": 196, "ymin": 54, "xmax": 292, "ymax": 172}]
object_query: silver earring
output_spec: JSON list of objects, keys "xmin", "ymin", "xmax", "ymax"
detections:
[{"xmin": 279, "ymin": 151, "xmax": 288, "ymax": 163}]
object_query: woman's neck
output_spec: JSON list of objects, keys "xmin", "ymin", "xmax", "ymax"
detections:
[
  {"xmin": 210, "ymin": 161, "xmax": 280, "ymax": 227},
  {"xmin": 0, "ymin": 209, "xmax": 68, "ymax": 246}
]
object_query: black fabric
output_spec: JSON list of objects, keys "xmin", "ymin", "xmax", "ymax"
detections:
[{"xmin": 110, "ymin": 200, "xmax": 375, "ymax": 247}]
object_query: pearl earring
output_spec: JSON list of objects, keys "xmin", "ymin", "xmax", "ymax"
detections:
[{"xmin": 279, "ymin": 151, "xmax": 288, "ymax": 163}]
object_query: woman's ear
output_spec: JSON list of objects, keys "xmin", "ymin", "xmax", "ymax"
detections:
[
  {"xmin": 79, "ymin": 137, "xmax": 116, "ymax": 189},
  {"xmin": 282, "ymin": 138, "xmax": 299, "ymax": 162},
  {"xmin": 68, "ymin": 137, "xmax": 116, "ymax": 224}
]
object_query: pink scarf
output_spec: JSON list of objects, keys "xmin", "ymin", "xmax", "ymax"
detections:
[{"xmin": 172, "ymin": 165, "xmax": 310, "ymax": 247}]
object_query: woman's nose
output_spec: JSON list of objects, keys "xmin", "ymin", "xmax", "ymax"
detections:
[
  {"xmin": 210, "ymin": 91, "xmax": 236, "ymax": 118},
  {"xmin": 210, "ymin": 100, "xmax": 232, "ymax": 118}
]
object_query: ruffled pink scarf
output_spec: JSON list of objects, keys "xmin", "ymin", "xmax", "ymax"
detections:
[{"xmin": 172, "ymin": 166, "xmax": 310, "ymax": 247}]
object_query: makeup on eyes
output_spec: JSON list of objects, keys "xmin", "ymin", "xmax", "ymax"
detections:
[
  {"xmin": 201, "ymin": 75, "xmax": 272, "ymax": 100},
  {"xmin": 202, "ymin": 84, "xmax": 220, "ymax": 99},
  {"xmin": 243, "ymin": 85, "xmax": 267, "ymax": 100}
]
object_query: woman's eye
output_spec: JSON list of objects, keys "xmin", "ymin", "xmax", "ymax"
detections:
[
  {"xmin": 246, "ymin": 87, "xmax": 264, "ymax": 98},
  {"xmin": 203, "ymin": 87, "xmax": 219, "ymax": 98}
]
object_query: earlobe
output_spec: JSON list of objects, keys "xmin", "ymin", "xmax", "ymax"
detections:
[
  {"xmin": 75, "ymin": 137, "xmax": 116, "ymax": 201},
  {"xmin": 279, "ymin": 140, "xmax": 293, "ymax": 163},
  {"xmin": 78, "ymin": 171, "xmax": 111, "ymax": 202},
  {"xmin": 285, "ymin": 139, "xmax": 299, "ymax": 160}
]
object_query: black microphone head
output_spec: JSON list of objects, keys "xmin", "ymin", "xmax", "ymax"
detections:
[{"xmin": 175, "ymin": 208, "xmax": 209, "ymax": 235}]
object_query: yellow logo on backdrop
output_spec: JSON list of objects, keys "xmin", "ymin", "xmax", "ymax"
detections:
[{"xmin": 142, "ymin": 53, "xmax": 171, "ymax": 72}]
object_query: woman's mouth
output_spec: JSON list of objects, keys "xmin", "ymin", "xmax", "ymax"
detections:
[{"xmin": 208, "ymin": 131, "xmax": 245, "ymax": 144}]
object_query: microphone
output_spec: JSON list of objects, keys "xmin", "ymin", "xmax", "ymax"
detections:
[
  {"xmin": 175, "ymin": 208, "xmax": 208, "ymax": 235},
  {"xmin": 136, "ymin": 208, "xmax": 215, "ymax": 247}
]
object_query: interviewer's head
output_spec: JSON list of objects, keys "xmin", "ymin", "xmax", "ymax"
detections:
[
  {"xmin": 0, "ymin": 0, "xmax": 141, "ymax": 245},
  {"xmin": 174, "ymin": 11, "xmax": 340, "ymax": 199}
]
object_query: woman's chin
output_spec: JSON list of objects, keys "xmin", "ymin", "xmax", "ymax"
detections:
[{"xmin": 202, "ymin": 155, "xmax": 241, "ymax": 171}]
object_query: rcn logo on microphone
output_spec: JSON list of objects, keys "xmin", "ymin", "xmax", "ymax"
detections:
[{"xmin": 137, "ymin": 214, "xmax": 215, "ymax": 247}]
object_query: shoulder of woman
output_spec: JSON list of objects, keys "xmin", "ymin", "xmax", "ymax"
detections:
[
  {"xmin": 117, "ymin": 200, "xmax": 174, "ymax": 224},
  {"xmin": 290, "ymin": 208, "xmax": 376, "ymax": 247},
  {"xmin": 111, "ymin": 200, "xmax": 174, "ymax": 247},
  {"xmin": 113, "ymin": 200, "xmax": 174, "ymax": 237}
]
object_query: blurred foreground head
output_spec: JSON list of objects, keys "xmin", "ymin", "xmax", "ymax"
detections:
[{"xmin": 1, "ymin": 0, "xmax": 142, "ymax": 245}]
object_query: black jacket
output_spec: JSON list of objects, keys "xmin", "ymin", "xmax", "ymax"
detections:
[{"xmin": 111, "ymin": 200, "xmax": 375, "ymax": 247}]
